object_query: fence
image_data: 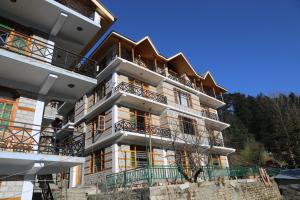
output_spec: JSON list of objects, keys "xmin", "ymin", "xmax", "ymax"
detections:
[{"xmin": 105, "ymin": 165, "xmax": 281, "ymax": 188}]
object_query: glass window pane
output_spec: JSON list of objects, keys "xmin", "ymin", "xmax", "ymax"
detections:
[
  {"xmin": 0, "ymin": 102, "xmax": 4, "ymax": 109},
  {"xmin": 3, "ymin": 111, "xmax": 11, "ymax": 119},
  {"xmin": 180, "ymin": 93, "xmax": 188, "ymax": 107},
  {"xmin": 5, "ymin": 104, "xmax": 13, "ymax": 110}
]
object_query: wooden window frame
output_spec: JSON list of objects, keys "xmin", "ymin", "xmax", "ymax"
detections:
[
  {"xmin": 0, "ymin": 98, "xmax": 17, "ymax": 126},
  {"xmin": 179, "ymin": 115, "xmax": 196, "ymax": 135},
  {"xmin": 174, "ymin": 89, "xmax": 192, "ymax": 108}
]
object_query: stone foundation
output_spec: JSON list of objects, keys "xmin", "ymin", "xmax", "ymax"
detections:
[{"xmin": 89, "ymin": 179, "xmax": 282, "ymax": 200}]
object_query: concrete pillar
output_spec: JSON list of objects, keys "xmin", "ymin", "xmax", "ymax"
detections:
[
  {"xmin": 111, "ymin": 105, "xmax": 118, "ymax": 133},
  {"xmin": 112, "ymin": 144, "xmax": 119, "ymax": 173},
  {"xmin": 21, "ymin": 163, "xmax": 44, "ymax": 200},
  {"xmin": 112, "ymin": 72, "xmax": 118, "ymax": 94},
  {"xmin": 163, "ymin": 149, "xmax": 168, "ymax": 166},
  {"xmin": 32, "ymin": 96, "xmax": 45, "ymax": 151},
  {"xmin": 21, "ymin": 97, "xmax": 45, "ymax": 200}
]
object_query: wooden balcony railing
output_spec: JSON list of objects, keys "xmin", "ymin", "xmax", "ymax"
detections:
[
  {"xmin": 115, "ymin": 82, "xmax": 168, "ymax": 104},
  {"xmin": 0, "ymin": 119, "xmax": 85, "ymax": 156},
  {"xmin": 0, "ymin": 25, "xmax": 97, "ymax": 78},
  {"xmin": 115, "ymin": 119, "xmax": 171, "ymax": 138}
]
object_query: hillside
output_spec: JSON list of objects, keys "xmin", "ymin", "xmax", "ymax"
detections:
[{"xmin": 219, "ymin": 93, "xmax": 300, "ymax": 168}]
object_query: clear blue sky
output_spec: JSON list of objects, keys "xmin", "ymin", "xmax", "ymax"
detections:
[{"xmin": 97, "ymin": 0, "xmax": 300, "ymax": 96}]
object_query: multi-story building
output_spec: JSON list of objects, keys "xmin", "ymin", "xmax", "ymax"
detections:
[
  {"xmin": 73, "ymin": 32, "xmax": 235, "ymax": 186},
  {"xmin": 0, "ymin": 0, "xmax": 115, "ymax": 199}
]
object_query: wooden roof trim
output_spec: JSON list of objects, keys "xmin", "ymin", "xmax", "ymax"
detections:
[
  {"xmin": 203, "ymin": 71, "xmax": 228, "ymax": 92},
  {"xmin": 91, "ymin": 32, "xmax": 227, "ymax": 92},
  {"xmin": 91, "ymin": 0, "xmax": 116, "ymax": 22},
  {"xmin": 168, "ymin": 52, "xmax": 199, "ymax": 76},
  {"xmin": 135, "ymin": 36, "xmax": 167, "ymax": 60}
]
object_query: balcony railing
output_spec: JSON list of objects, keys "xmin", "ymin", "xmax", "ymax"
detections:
[
  {"xmin": 209, "ymin": 138, "xmax": 224, "ymax": 146},
  {"xmin": 0, "ymin": 119, "xmax": 85, "ymax": 156},
  {"xmin": 115, "ymin": 82, "xmax": 168, "ymax": 104},
  {"xmin": 55, "ymin": 0, "xmax": 97, "ymax": 20},
  {"xmin": 115, "ymin": 119, "xmax": 171, "ymax": 138},
  {"xmin": 168, "ymin": 73, "xmax": 194, "ymax": 88},
  {"xmin": 168, "ymin": 72, "xmax": 224, "ymax": 102},
  {"xmin": 133, "ymin": 58, "xmax": 165, "ymax": 76},
  {"xmin": 201, "ymin": 110, "xmax": 219, "ymax": 121},
  {"xmin": 0, "ymin": 26, "xmax": 97, "ymax": 78},
  {"xmin": 98, "ymin": 52, "xmax": 166, "ymax": 76}
]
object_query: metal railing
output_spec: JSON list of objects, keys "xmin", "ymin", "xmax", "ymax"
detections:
[
  {"xmin": 115, "ymin": 119, "xmax": 171, "ymax": 138},
  {"xmin": 209, "ymin": 138, "xmax": 224, "ymax": 146},
  {"xmin": 168, "ymin": 72, "xmax": 224, "ymax": 102},
  {"xmin": 0, "ymin": 119, "xmax": 85, "ymax": 156},
  {"xmin": 168, "ymin": 73, "xmax": 194, "ymax": 88},
  {"xmin": 115, "ymin": 82, "xmax": 168, "ymax": 104},
  {"xmin": 201, "ymin": 110, "xmax": 219, "ymax": 121},
  {"xmin": 0, "ymin": 25, "xmax": 97, "ymax": 78},
  {"xmin": 133, "ymin": 58, "xmax": 165, "ymax": 76},
  {"xmin": 55, "ymin": 0, "xmax": 96, "ymax": 20},
  {"xmin": 106, "ymin": 165, "xmax": 281, "ymax": 188}
]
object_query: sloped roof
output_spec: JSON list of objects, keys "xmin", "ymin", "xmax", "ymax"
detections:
[{"xmin": 92, "ymin": 31, "xmax": 227, "ymax": 92}]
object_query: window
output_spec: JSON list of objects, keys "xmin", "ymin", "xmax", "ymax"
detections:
[
  {"xmin": 90, "ymin": 149, "xmax": 105, "ymax": 173},
  {"xmin": 174, "ymin": 89, "xmax": 192, "ymax": 108},
  {"xmin": 93, "ymin": 81, "xmax": 106, "ymax": 104},
  {"xmin": 0, "ymin": 100, "xmax": 14, "ymax": 127},
  {"xmin": 211, "ymin": 154, "xmax": 221, "ymax": 168},
  {"xmin": 92, "ymin": 114, "xmax": 105, "ymax": 142},
  {"xmin": 179, "ymin": 116, "xmax": 197, "ymax": 135},
  {"xmin": 130, "ymin": 145, "xmax": 154, "ymax": 168}
]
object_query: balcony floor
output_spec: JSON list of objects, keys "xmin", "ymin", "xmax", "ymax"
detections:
[
  {"xmin": 211, "ymin": 146, "xmax": 236, "ymax": 155},
  {"xmin": 0, "ymin": 49, "xmax": 96, "ymax": 101},
  {"xmin": 97, "ymin": 57, "xmax": 166, "ymax": 86},
  {"xmin": 116, "ymin": 92, "xmax": 168, "ymax": 114},
  {"xmin": 0, "ymin": 151, "xmax": 84, "ymax": 178},
  {"xmin": 0, "ymin": 0, "xmax": 99, "ymax": 52}
]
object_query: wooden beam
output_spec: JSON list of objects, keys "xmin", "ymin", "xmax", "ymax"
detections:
[
  {"xmin": 220, "ymin": 92, "xmax": 224, "ymax": 102},
  {"xmin": 118, "ymin": 41, "xmax": 122, "ymax": 57},
  {"xmin": 164, "ymin": 63, "xmax": 168, "ymax": 77},
  {"xmin": 200, "ymin": 81, "xmax": 204, "ymax": 92},
  {"xmin": 212, "ymin": 87, "xmax": 217, "ymax": 98},
  {"xmin": 154, "ymin": 57, "xmax": 158, "ymax": 72},
  {"xmin": 132, "ymin": 47, "xmax": 135, "ymax": 62}
]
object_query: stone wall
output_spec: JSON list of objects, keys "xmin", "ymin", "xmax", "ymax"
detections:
[
  {"xmin": 0, "ymin": 180, "xmax": 23, "ymax": 200},
  {"xmin": 89, "ymin": 179, "xmax": 282, "ymax": 200}
]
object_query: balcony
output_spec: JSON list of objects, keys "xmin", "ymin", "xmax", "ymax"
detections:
[
  {"xmin": 209, "ymin": 138, "xmax": 224, "ymax": 147},
  {"xmin": 115, "ymin": 119, "xmax": 171, "ymax": 138},
  {"xmin": 114, "ymin": 82, "xmax": 168, "ymax": 114},
  {"xmin": 201, "ymin": 110, "xmax": 219, "ymax": 121},
  {"xmin": 0, "ymin": 26, "xmax": 97, "ymax": 77},
  {"xmin": 200, "ymin": 109, "xmax": 229, "ymax": 131},
  {"xmin": 114, "ymin": 119, "xmax": 172, "ymax": 146},
  {"xmin": 208, "ymin": 137, "xmax": 235, "ymax": 155},
  {"xmin": 115, "ymin": 82, "xmax": 167, "ymax": 104},
  {"xmin": 0, "ymin": 0, "xmax": 101, "ymax": 51},
  {"xmin": 0, "ymin": 120, "xmax": 85, "ymax": 177},
  {"xmin": 97, "ymin": 55, "xmax": 166, "ymax": 86},
  {"xmin": 0, "ymin": 26, "xmax": 97, "ymax": 99},
  {"xmin": 167, "ymin": 72, "xmax": 225, "ymax": 109},
  {"xmin": 0, "ymin": 120, "xmax": 84, "ymax": 156},
  {"xmin": 55, "ymin": 0, "xmax": 98, "ymax": 21}
]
